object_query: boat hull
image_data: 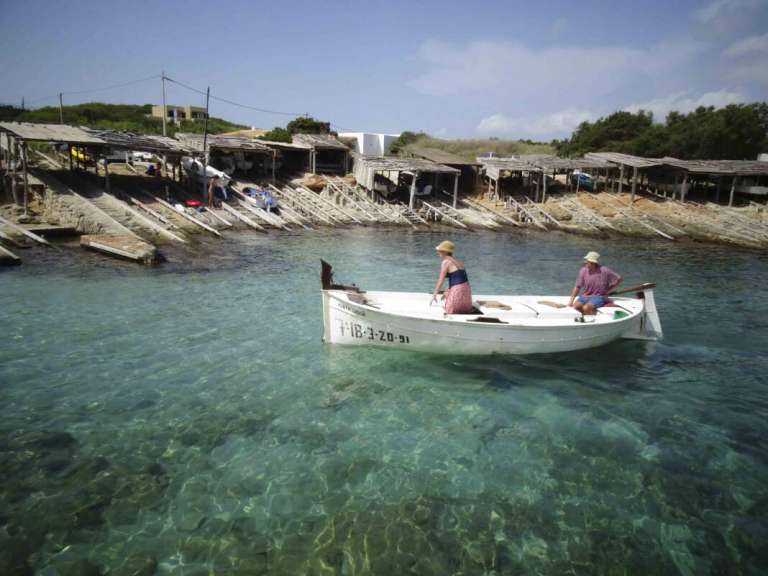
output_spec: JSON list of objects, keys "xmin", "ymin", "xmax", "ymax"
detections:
[{"xmin": 322, "ymin": 290, "xmax": 656, "ymax": 355}]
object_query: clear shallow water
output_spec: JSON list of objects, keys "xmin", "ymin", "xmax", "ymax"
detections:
[{"xmin": 1, "ymin": 229, "xmax": 767, "ymax": 576}]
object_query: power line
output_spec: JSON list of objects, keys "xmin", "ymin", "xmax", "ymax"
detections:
[
  {"xmin": 165, "ymin": 76, "xmax": 308, "ymax": 118},
  {"xmin": 63, "ymin": 74, "xmax": 161, "ymax": 96},
  {"xmin": 23, "ymin": 74, "xmax": 161, "ymax": 106}
]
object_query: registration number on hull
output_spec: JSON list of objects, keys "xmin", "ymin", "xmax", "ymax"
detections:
[{"xmin": 337, "ymin": 320, "xmax": 411, "ymax": 344}]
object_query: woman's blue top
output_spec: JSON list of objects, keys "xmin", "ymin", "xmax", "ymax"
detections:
[{"xmin": 447, "ymin": 268, "xmax": 469, "ymax": 287}]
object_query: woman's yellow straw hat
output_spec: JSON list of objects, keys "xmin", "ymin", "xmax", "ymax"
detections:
[{"xmin": 435, "ymin": 240, "xmax": 455, "ymax": 254}]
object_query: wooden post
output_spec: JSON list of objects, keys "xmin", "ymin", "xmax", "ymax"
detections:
[
  {"xmin": 618, "ymin": 165, "xmax": 624, "ymax": 194},
  {"xmin": 681, "ymin": 173, "xmax": 688, "ymax": 203},
  {"xmin": 542, "ymin": 171, "xmax": 547, "ymax": 203},
  {"xmin": 716, "ymin": 176, "xmax": 722, "ymax": 203},
  {"xmin": 20, "ymin": 142, "xmax": 29, "ymax": 215},
  {"xmin": 631, "ymin": 166, "xmax": 638, "ymax": 204},
  {"xmin": 452, "ymin": 173, "xmax": 458, "ymax": 208},
  {"xmin": 409, "ymin": 172, "xmax": 417, "ymax": 209},
  {"xmin": 104, "ymin": 156, "xmax": 111, "ymax": 195},
  {"xmin": 494, "ymin": 176, "xmax": 499, "ymax": 198},
  {"xmin": 58, "ymin": 93, "xmax": 64, "ymax": 124},
  {"xmin": 10, "ymin": 137, "xmax": 18, "ymax": 206},
  {"xmin": 201, "ymin": 86, "xmax": 211, "ymax": 200},
  {"xmin": 271, "ymin": 150, "xmax": 276, "ymax": 183},
  {"xmin": 729, "ymin": 176, "xmax": 738, "ymax": 207}
]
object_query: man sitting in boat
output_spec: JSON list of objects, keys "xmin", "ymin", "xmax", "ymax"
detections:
[
  {"xmin": 568, "ymin": 251, "xmax": 622, "ymax": 315},
  {"xmin": 431, "ymin": 240, "xmax": 474, "ymax": 314}
]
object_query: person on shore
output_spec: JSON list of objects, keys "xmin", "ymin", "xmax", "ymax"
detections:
[
  {"xmin": 431, "ymin": 240, "xmax": 474, "ymax": 314},
  {"xmin": 568, "ymin": 251, "xmax": 622, "ymax": 315}
]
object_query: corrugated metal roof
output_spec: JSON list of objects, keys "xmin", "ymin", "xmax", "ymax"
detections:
[
  {"xmin": 87, "ymin": 130, "xmax": 192, "ymax": 154},
  {"xmin": 354, "ymin": 156, "xmax": 460, "ymax": 174},
  {"xmin": 175, "ymin": 133, "xmax": 272, "ymax": 153},
  {"xmin": 477, "ymin": 158, "xmax": 538, "ymax": 172},
  {"xmin": 586, "ymin": 152, "xmax": 664, "ymax": 169},
  {"xmin": 408, "ymin": 146, "xmax": 480, "ymax": 166},
  {"xmin": 292, "ymin": 134, "xmax": 349, "ymax": 150},
  {"xmin": 0, "ymin": 122, "xmax": 106, "ymax": 145}
]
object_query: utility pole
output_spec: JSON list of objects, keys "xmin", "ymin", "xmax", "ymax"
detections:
[
  {"xmin": 161, "ymin": 71, "xmax": 168, "ymax": 199},
  {"xmin": 161, "ymin": 71, "xmax": 167, "ymax": 137},
  {"xmin": 58, "ymin": 93, "xmax": 64, "ymax": 124},
  {"xmin": 201, "ymin": 86, "xmax": 210, "ymax": 202}
]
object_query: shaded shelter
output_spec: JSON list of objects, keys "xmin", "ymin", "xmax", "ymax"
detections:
[
  {"xmin": 175, "ymin": 133, "xmax": 276, "ymax": 181},
  {"xmin": 407, "ymin": 146, "xmax": 480, "ymax": 194},
  {"xmin": 253, "ymin": 139, "xmax": 312, "ymax": 177},
  {"xmin": 292, "ymin": 134, "xmax": 350, "ymax": 175},
  {"xmin": 352, "ymin": 155, "xmax": 460, "ymax": 208},
  {"xmin": 0, "ymin": 122, "xmax": 108, "ymax": 211}
]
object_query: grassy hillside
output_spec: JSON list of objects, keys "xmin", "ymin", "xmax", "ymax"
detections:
[
  {"xmin": 0, "ymin": 102, "xmax": 245, "ymax": 135},
  {"xmin": 400, "ymin": 134, "xmax": 554, "ymax": 160}
]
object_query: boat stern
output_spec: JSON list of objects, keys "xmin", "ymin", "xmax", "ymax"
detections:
[{"xmin": 622, "ymin": 287, "xmax": 663, "ymax": 340}]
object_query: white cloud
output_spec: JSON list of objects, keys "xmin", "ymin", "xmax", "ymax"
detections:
[
  {"xmin": 692, "ymin": 0, "xmax": 762, "ymax": 23},
  {"xmin": 725, "ymin": 32, "xmax": 768, "ymax": 57},
  {"xmin": 624, "ymin": 90, "xmax": 748, "ymax": 120},
  {"xmin": 691, "ymin": 0, "xmax": 767, "ymax": 38},
  {"xmin": 409, "ymin": 40, "xmax": 703, "ymax": 98},
  {"xmin": 477, "ymin": 109, "xmax": 595, "ymax": 138}
]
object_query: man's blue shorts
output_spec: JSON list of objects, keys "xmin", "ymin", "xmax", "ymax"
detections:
[{"xmin": 578, "ymin": 295, "xmax": 609, "ymax": 308}]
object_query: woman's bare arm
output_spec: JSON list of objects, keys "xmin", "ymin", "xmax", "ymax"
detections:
[{"xmin": 432, "ymin": 265, "xmax": 448, "ymax": 302}]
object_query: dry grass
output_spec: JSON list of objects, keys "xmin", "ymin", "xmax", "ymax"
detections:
[{"xmin": 407, "ymin": 136, "xmax": 554, "ymax": 161}]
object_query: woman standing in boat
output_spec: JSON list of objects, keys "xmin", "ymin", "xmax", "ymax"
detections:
[{"xmin": 431, "ymin": 240, "xmax": 474, "ymax": 314}]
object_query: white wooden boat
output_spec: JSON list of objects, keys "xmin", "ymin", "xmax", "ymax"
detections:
[{"xmin": 321, "ymin": 261, "xmax": 662, "ymax": 355}]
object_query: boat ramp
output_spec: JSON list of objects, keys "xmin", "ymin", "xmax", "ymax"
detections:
[{"xmin": 1, "ymin": 121, "xmax": 767, "ymax": 268}]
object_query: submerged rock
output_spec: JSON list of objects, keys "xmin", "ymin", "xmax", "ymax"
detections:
[{"xmin": 32, "ymin": 431, "xmax": 76, "ymax": 451}]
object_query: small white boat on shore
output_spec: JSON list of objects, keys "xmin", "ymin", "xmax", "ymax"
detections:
[{"xmin": 321, "ymin": 261, "xmax": 662, "ymax": 355}]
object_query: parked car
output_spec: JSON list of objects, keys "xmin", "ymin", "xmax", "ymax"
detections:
[{"xmin": 570, "ymin": 171, "xmax": 594, "ymax": 191}]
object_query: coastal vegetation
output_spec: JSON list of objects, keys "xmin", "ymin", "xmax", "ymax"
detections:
[
  {"xmin": 392, "ymin": 132, "xmax": 555, "ymax": 160},
  {"xmin": 0, "ymin": 103, "xmax": 244, "ymax": 135},
  {"xmin": 553, "ymin": 103, "xmax": 768, "ymax": 160},
  {"xmin": 259, "ymin": 116, "xmax": 333, "ymax": 142}
]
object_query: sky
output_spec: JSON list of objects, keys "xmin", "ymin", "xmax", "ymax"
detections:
[{"xmin": 0, "ymin": 0, "xmax": 766, "ymax": 140}]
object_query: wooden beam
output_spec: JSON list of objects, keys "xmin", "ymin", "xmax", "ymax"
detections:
[
  {"xmin": 220, "ymin": 202, "xmax": 266, "ymax": 232},
  {"xmin": 151, "ymin": 194, "xmax": 222, "ymax": 237},
  {"xmin": 618, "ymin": 165, "xmax": 624, "ymax": 194},
  {"xmin": 452, "ymin": 173, "xmax": 458, "ymax": 208},
  {"xmin": 631, "ymin": 165, "xmax": 638, "ymax": 204},
  {"xmin": 0, "ymin": 214, "xmax": 51, "ymax": 245},
  {"xmin": 21, "ymin": 142, "xmax": 29, "ymax": 214},
  {"xmin": 729, "ymin": 176, "xmax": 738, "ymax": 207}
]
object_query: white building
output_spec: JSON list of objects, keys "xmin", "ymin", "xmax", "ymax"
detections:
[{"xmin": 339, "ymin": 132, "xmax": 401, "ymax": 156}]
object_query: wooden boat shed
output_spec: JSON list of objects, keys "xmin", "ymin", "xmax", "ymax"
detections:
[
  {"xmin": 588, "ymin": 152, "xmax": 768, "ymax": 205},
  {"xmin": 292, "ymin": 134, "xmax": 350, "ymax": 175},
  {"xmin": 175, "ymin": 133, "xmax": 277, "ymax": 181},
  {"xmin": 479, "ymin": 155, "xmax": 613, "ymax": 201},
  {"xmin": 252, "ymin": 139, "xmax": 313, "ymax": 177},
  {"xmin": 406, "ymin": 146, "xmax": 480, "ymax": 193},
  {"xmin": 0, "ymin": 122, "xmax": 109, "ymax": 211},
  {"xmin": 0, "ymin": 122, "xmax": 198, "ymax": 210},
  {"xmin": 352, "ymin": 155, "xmax": 461, "ymax": 208}
]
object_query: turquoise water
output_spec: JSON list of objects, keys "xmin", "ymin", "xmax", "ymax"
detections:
[{"xmin": 2, "ymin": 229, "xmax": 768, "ymax": 575}]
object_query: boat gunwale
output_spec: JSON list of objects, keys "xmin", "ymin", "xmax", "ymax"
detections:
[{"xmin": 323, "ymin": 289, "xmax": 643, "ymax": 331}]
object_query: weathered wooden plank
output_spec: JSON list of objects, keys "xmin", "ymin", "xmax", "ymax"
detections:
[
  {"xmin": 151, "ymin": 195, "xmax": 222, "ymax": 237},
  {"xmin": 0, "ymin": 243, "xmax": 21, "ymax": 265},
  {"xmin": 0, "ymin": 214, "xmax": 51, "ymax": 245},
  {"xmin": 219, "ymin": 202, "xmax": 266, "ymax": 232}
]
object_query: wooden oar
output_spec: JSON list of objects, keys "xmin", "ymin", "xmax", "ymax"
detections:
[{"xmin": 609, "ymin": 282, "xmax": 656, "ymax": 296}]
